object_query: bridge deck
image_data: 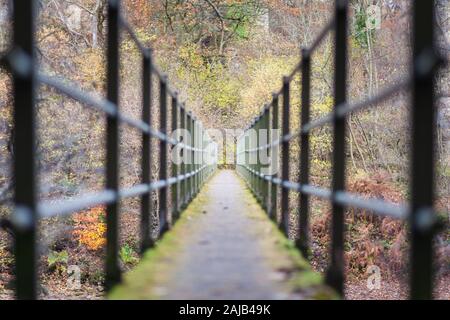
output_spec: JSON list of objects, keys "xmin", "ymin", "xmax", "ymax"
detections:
[{"xmin": 110, "ymin": 170, "xmax": 335, "ymax": 300}]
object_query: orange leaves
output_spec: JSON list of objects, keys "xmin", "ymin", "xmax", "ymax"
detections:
[
  {"xmin": 72, "ymin": 206, "xmax": 106, "ymax": 251},
  {"xmin": 348, "ymin": 171, "xmax": 403, "ymax": 204}
]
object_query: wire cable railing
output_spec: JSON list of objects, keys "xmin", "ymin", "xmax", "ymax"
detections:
[
  {"xmin": 4, "ymin": 0, "xmax": 217, "ymax": 299},
  {"xmin": 236, "ymin": 0, "xmax": 443, "ymax": 299}
]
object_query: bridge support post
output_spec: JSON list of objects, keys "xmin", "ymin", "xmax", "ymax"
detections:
[
  {"xmin": 194, "ymin": 121, "xmax": 199, "ymax": 196},
  {"xmin": 171, "ymin": 93, "xmax": 180, "ymax": 222},
  {"xmin": 248, "ymin": 122, "xmax": 254, "ymax": 195},
  {"xmin": 12, "ymin": 0, "xmax": 38, "ymax": 300},
  {"xmin": 159, "ymin": 76, "xmax": 169, "ymax": 234},
  {"xmin": 410, "ymin": 0, "xmax": 439, "ymax": 300},
  {"xmin": 105, "ymin": 0, "xmax": 122, "ymax": 291},
  {"xmin": 268, "ymin": 94, "xmax": 279, "ymax": 222},
  {"xmin": 185, "ymin": 113, "xmax": 192, "ymax": 203},
  {"xmin": 298, "ymin": 48, "xmax": 311, "ymax": 259},
  {"xmin": 263, "ymin": 107, "xmax": 270, "ymax": 212},
  {"xmin": 180, "ymin": 105, "xmax": 187, "ymax": 208},
  {"xmin": 325, "ymin": 0, "xmax": 348, "ymax": 296},
  {"xmin": 140, "ymin": 49, "xmax": 153, "ymax": 253},
  {"xmin": 256, "ymin": 115, "xmax": 261, "ymax": 203},
  {"xmin": 280, "ymin": 77, "xmax": 290, "ymax": 236},
  {"xmin": 189, "ymin": 114, "xmax": 194, "ymax": 201}
]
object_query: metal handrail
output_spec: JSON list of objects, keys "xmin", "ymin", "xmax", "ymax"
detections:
[
  {"xmin": 236, "ymin": 0, "xmax": 442, "ymax": 299},
  {"xmin": 7, "ymin": 0, "xmax": 217, "ymax": 299}
]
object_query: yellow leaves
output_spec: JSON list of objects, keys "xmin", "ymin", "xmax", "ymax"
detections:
[
  {"xmin": 72, "ymin": 206, "xmax": 106, "ymax": 251},
  {"xmin": 203, "ymin": 69, "xmax": 240, "ymax": 110},
  {"xmin": 240, "ymin": 56, "xmax": 298, "ymax": 122},
  {"xmin": 121, "ymin": 28, "xmax": 151, "ymax": 54},
  {"xmin": 73, "ymin": 48, "xmax": 105, "ymax": 85},
  {"xmin": 0, "ymin": 73, "xmax": 10, "ymax": 92},
  {"xmin": 0, "ymin": 73, "xmax": 12, "ymax": 115},
  {"xmin": 312, "ymin": 96, "xmax": 333, "ymax": 118},
  {"xmin": 178, "ymin": 44, "xmax": 204, "ymax": 70},
  {"xmin": 0, "ymin": 244, "xmax": 13, "ymax": 268}
]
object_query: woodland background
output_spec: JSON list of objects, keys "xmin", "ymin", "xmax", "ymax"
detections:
[{"xmin": 0, "ymin": 0, "xmax": 449, "ymax": 299}]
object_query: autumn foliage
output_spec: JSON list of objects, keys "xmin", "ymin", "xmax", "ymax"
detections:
[{"xmin": 72, "ymin": 206, "xmax": 106, "ymax": 251}]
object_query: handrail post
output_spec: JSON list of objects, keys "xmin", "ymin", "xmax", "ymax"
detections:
[
  {"xmin": 200, "ymin": 126, "xmax": 204, "ymax": 187},
  {"xmin": 280, "ymin": 77, "xmax": 290, "ymax": 235},
  {"xmin": 105, "ymin": 0, "xmax": 121, "ymax": 291},
  {"xmin": 251, "ymin": 122, "xmax": 257, "ymax": 194},
  {"xmin": 241, "ymin": 133, "xmax": 244, "ymax": 181},
  {"xmin": 248, "ymin": 129, "xmax": 252, "ymax": 189},
  {"xmin": 325, "ymin": 0, "xmax": 348, "ymax": 296},
  {"xmin": 186, "ymin": 113, "xmax": 192, "ymax": 202},
  {"xmin": 140, "ymin": 48, "xmax": 153, "ymax": 253},
  {"xmin": 238, "ymin": 135, "xmax": 241, "ymax": 176},
  {"xmin": 203, "ymin": 129, "xmax": 207, "ymax": 185},
  {"xmin": 249, "ymin": 125, "xmax": 254, "ymax": 193},
  {"xmin": 194, "ymin": 121, "xmax": 199, "ymax": 195},
  {"xmin": 269, "ymin": 94, "xmax": 279, "ymax": 222},
  {"xmin": 197, "ymin": 122, "xmax": 200, "ymax": 192},
  {"xmin": 201, "ymin": 126, "xmax": 204, "ymax": 186},
  {"xmin": 259, "ymin": 116, "xmax": 264, "ymax": 202},
  {"xmin": 298, "ymin": 48, "xmax": 311, "ymax": 258},
  {"xmin": 189, "ymin": 114, "xmax": 195, "ymax": 200},
  {"xmin": 12, "ymin": 0, "xmax": 37, "ymax": 300},
  {"xmin": 199, "ymin": 124, "xmax": 204, "ymax": 189},
  {"xmin": 171, "ymin": 93, "xmax": 179, "ymax": 222},
  {"xmin": 191, "ymin": 119, "xmax": 195, "ymax": 196},
  {"xmin": 180, "ymin": 105, "xmax": 187, "ymax": 208},
  {"xmin": 256, "ymin": 117, "xmax": 261, "ymax": 202},
  {"xmin": 159, "ymin": 76, "xmax": 168, "ymax": 234},
  {"xmin": 264, "ymin": 107, "xmax": 270, "ymax": 211},
  {"xmin": 410, "ymin": 0, "xmax": 438, "ymax": 300}
]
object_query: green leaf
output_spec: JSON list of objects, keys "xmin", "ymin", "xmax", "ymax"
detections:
[{"xmin": 47, "ymin": 250, "xmax": 69, "ymax": 268}]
